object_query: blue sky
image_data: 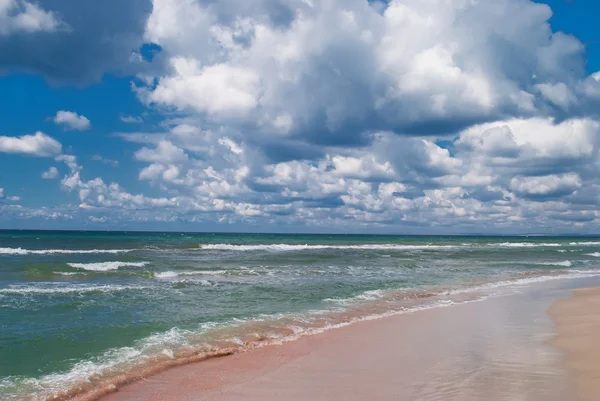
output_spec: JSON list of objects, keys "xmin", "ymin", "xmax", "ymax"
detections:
[{"xmin": 2, "ymin": 0, "xmax": 600, "ymax": 234}]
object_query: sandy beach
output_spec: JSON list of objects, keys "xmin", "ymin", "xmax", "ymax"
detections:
[
  {"xmin": 97, "ymin": 281, "xmax": 576, "ymax": 401},
  {"xmin": 550, "ymin": 286, "xmax": 600, "ymax": 401}
]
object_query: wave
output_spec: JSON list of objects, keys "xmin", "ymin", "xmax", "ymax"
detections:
[
  {"xmin": 586, "ymin": 252, "xmax": 600, "ymax": 257},
  {"xmin": 201, "ymin": 241, "xmax": 600, "ymax": 252},
  {"xmin": 491, "ymin": 242, "xmax": 562, "ymax": 248},
  {"xmin": 155, "ymin": 270, "xmax": 226, "ymax": 279},
  {"xmin": 539, "ymin": 261, "xmax": 573, "ymax": 267},
  {"xmin": 0, "ymin": 247, "xmax": 138, "ymax": 255},
  {"xmin": 67, "ymin": 262, "xmax": 148, "ymax": 272},
  {"xmin": 444, "ymin": 270, "xmax": 600, "ymax": 295},
  {"xmin": 200, "ymin": 243, "xmax": 459, "ymax": 251},
  {"xmin": 0, "ymin": 284, "xmax": 148, "ymax": 295},
  {"xmin": 6, "ymin": 268, "xmax": 600, "ymax": 401},
  {"xmin": 324, "ymin": 289, "xmax": 386, "ymax": 305}
]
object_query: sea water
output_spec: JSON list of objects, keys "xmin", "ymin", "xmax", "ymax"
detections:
[{"xmin": 2, "ymin": 231, "xmax": 600, "ymax": 399}]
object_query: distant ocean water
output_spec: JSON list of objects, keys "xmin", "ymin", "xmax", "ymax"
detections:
[{"xmin": 2, "ymin": 230, "xmax": 600, "ymax": 400}]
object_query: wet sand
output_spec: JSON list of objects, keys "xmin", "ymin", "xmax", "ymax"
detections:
[
  {"xmin": 100, "ymin": 281, "xmax": 574, "ymax": 401},
  {"xmin": 550, "ymin": 286, "xmax": 600, "ymax": 401}
]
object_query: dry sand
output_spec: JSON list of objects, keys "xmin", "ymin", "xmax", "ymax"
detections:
[
  {"xmin": 101, "ymin": 287, "xmax": 568, "ymax": 401},
  {"xmin": 550, "ymin": 286, "xmax": 600, "ymax": 401}
]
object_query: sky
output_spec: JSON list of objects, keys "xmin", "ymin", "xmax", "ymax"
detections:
[{"xmin": 1, "ymin": 0, "xmax": 600, "ymax": 234}]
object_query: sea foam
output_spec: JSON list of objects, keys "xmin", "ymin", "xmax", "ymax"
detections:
[
  {"xmin": 0, "ymin": 247, "xmax": 137, "ymax": 255},
  {"xmin": 0, "ymin": 284, "xmax": 147, "ymax": 295},
  {"xmin": 539, "ymin": 261, "xmax": 573, "ymax": 267},
  {"xmin": 67, "ymin": 261, "xmax": 148, "ymax": 271},
  {"xmin": 155, "ymin": 270, "xmax": 227, "ymax": 279},
  {"xmin": 200, "ymin": 244, "xmax": 459, "ymax": 251}
]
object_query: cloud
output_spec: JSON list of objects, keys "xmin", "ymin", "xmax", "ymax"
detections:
[
  {"xmin": 134, "ymin": 140, "xmax": 188, "ymax": 164},
  {"xmin": 92, "ymin": 155, "xmax": 119, "ymax": 167},
  {"xmin": 0, "ymin": 0, "xmax": 67, "ymax": 36},
  {"xmin": 120, "ymin": 115, "xmax": 143, "ymax": 123},
  {"xmin": 0, "ymin": 132, "xmax": 62, "ymax": 156},
  {"xmin": 97, "ymin": 114, "xmax": 600, "ymax": 233},
  {"xmin": 137, "ymin": 0, "xmax": 596, "ymax": 152},
  {"xmin": 5, "ymin": 0, "xmax": 600, "ymax": 233},
  {"xmin": 41, "ymin": 166, "xmax": 59, "ymax": 179},
  {"xmin": 0, "ymin": 0, "xmax": 153, "ymax": 83},
  {"xmin": 510, "ymin": 173, "xmax": 582, "ymax": 199},
  {"xmin": 147, "ymin": 60, "xmax": 260, "ymax": 117},
  {"xmin": 0, "ymin": 188, "xmax": 20, "ymax": 202},
  {"xmin": 53, "ymin": 110, "xmax": 91, "ymax": 131}
]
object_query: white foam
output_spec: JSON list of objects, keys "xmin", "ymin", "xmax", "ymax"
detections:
[
  {"xmin": 0, "ymin": 284, "xmax": 147, "ymax": 295},
  {"xmin": 570, "ymin": 241, "xmax": 600, "ymax": 246},
  {"xmin": 539, "ymin": 261, "xmax": 573, "ymax": 267},
  {"xmin": 155, "ymin": 270, "xmax": 226, "ymax": 279},
  {"xmin": 445, "ymin": 271, "xmax": 600, "ymax": 295},
  {"xmin": 67, "ymin": 261, "xmax": 148, "ymax": 271},
  {"xmin": 491, "ymin": 242, "xmax": 561, "ymax": 248},
  {"xmin": 586, "ymin": 252, "xmax": 600, "ymax": 257},
  {"xmin": 5, "ymin": 269, "xmax": 600, "ymax": 400},
  {"xmin": 0, "ymin": 247, "xmax": 137, "ymax": 255},
  {"xmin": 324, "ymin": 289, "xmax": 386, "ymax": 304},
  {"xmin": 200, "ymin": 243, "xmax": 459, "ymax": 251}
]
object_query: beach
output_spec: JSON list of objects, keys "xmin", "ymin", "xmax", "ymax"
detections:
[
  {"xmin": 550, "ymin": 286, "xmax": 600, "ymax": 401},
  {"xmin": 99, "ymin": 279, "xmax": 594, "ymax": 401}
]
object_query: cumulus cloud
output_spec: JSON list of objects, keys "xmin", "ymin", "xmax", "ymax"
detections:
[
  {"xmin": 41, "ymin": 166, "xmax": 59, "ymax": 179},
  {"xmin": 510, "ymin": 173, "xmax": 582, "ymax": 199},
  {"xmin": 53, "ymin": 110, "xmax": 91, "ymax": 131},
  {"xmin": 0, "ymin": 132, "xmax": 62, "ymax": 156},
  {"xmin": 0, "ymin": 0, "xmax": 66, "ymax": 36},
  {"xmin": 5, "ymin": 0, "xmax": 600, "ymax": 233},
  {"xmin": 0, "ymin": 0, "xmax": 152, "ymax": 83},
  {"xmin": 137, "ymin": 0, "xmax": 596, "ymax": 150}
]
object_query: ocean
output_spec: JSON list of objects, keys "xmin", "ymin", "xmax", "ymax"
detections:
[{"xmin": 2, "ymin": 230, "xmax": 600, "ymax": 400}]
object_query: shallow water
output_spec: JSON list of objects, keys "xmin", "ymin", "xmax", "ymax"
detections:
[{"xmin": 2, "ymin": 231, "xmax": 600, "ymax": 399}]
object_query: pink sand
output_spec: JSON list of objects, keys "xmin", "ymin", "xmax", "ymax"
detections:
[{"xmin": 100, "ymin": 291, "xmax": 568, "ymax": 401}]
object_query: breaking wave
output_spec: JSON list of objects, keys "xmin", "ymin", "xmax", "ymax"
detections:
[
  {"xmin": 155, "ymin": 270, "xmax": 227, "ymax": 279},
  {"xmin": 0, "ymin": 247, "xmax": 138, "ymax": 255},
  {"xmin": 0, "ymin": 284, "xmax": 148, "ymax": 295},
  {"xmin": 4, "ymin": 268, "xmax": 600, "ymax": 401},
  {"xmin": 67, "ymin": 262, "xmax": 148, "ymax": 272},
  {"xmin": 200, "ymin": 244, "xmax": 459, "ymax": 251}
]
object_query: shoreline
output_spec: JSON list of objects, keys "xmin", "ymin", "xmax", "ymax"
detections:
[
  {"xmin": 549, "ymin": 286, "xmax": 600, "ymax": 401},
  {"xmin": 96, "ymin": 279, "xmax": 577, "ymax": 401},
  {"xmin": 13, "ymin": 271, "xmax": 586, "ymax": 401}
]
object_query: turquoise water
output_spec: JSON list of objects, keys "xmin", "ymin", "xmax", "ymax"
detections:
[{"xmin": 2, "ymin": 231, "xmax": 600, "ymax": 400}]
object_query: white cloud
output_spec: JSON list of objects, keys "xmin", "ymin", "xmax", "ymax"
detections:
[
  {"xmin": 0, "ymin": 131, "xmax": 62, "ymax": 156},
  {"xmin": 134, "ymin": 140, "xmax": 188, "ymax": 164},
  {"xmin": 147, "ymin": 59, "xmax": 260, "ymax": 117},
  {"xmin": 6, "ymin": 0, "xmax": 600, "ymax": 233},
  {"xmin": 0, "ymin": 188, "xmax": 20, "ymax": 201},
  {"xmin": 92, "ymin": 155, "xmax": 119, "ymax": 167},
  {"xmin": 42, "ymin": 166, "xmax": 59, "ymax": 179},
  {"xmin": 138, "ymin": 0, "xmax": 591, "ymax": 143},
  {"xmin": 120, "ymin": 115, "xmax": 143, "ymax": 124},
  {"xmin": 53, "ymin": 110, "xmax": 91, "ymax": 131},
  {"xmin": 0, "ymin": 0, "xmax": 66, "ymax": 36},
  {"xmin": 510, "ymin": 174, "xmax": 582, "ymax": 198}
]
